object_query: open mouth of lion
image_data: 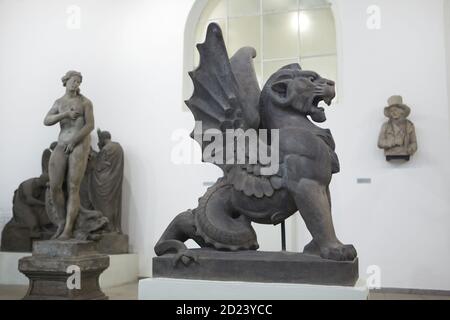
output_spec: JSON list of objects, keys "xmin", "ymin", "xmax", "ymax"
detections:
[{"xmin": 312, "ymin": 95, "xmax": 333, "ymax": 111}]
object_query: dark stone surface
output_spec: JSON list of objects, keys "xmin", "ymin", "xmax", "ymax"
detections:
[
  {"xmin": 1, "ymin": 170, "xmax": 54, "ymax": 252},
  {"xmin": 153, "ymin": 249, "xmax": 359, "ymax": 287},
  {"xmin": 19, "ymin": 240, "xmax": 109, "ymax": 300},
  {"xmin": 90, "ymin": 129, "xmax": 125, "ymax": 234}
]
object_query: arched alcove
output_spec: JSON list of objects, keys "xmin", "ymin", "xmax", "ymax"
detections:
[{"xmin": 183, "ymin": 0, "xmax": 342, "ymax": 107}]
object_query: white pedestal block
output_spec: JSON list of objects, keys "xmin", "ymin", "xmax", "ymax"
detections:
[
  {"xmin": 0, "ymin": 251, "xmax": 139, "ymax": 288},
  {"xmin": 139, "ymin": 277, "xmax": 369, "ymax": 300}
]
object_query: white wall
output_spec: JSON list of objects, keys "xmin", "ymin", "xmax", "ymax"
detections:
[
  {"xmin": 446, "ymin": 0, "xmax": 450, "ymax": 127},
  {"xmin": 322, "ymin": 0, "xmax": 450, "ymax": 290},
  {"xmin": 0, "ymin": 0, "xmax": 449, "ymax": 291}
]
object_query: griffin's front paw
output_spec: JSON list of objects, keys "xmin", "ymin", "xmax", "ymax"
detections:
[
  {"xmin": 173, "ymin": 250, "xmax": 198, "ymax": 267},
  {"xmin": 320, "ymin": 244, "xmax": 357, "ymax": 261}
]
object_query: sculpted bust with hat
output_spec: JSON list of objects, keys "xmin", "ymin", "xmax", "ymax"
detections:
[{"xmin": 378, "ymin": 95, "xmax": 417, "ymax": 160}]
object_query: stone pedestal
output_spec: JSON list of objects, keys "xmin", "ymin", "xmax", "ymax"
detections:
[
  {"xmin": 1, "ymin": 251, "xmax": 138, "ymax": 288},
  {"xmin": 18, "ymin": 240, "xmax": 110, "ymax": 300},
  {"xmin": 153, "ymin": 249, "xmax": 359, "ymax": 287}
]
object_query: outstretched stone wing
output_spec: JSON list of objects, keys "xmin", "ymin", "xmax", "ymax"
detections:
[{"xmin": 186, "ymin": 23, "xmax": 261, "ymax": 171}]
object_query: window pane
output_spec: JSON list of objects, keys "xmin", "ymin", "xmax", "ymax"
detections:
[
  {"xmin": 263, "ymin": 59, "xmax": 299, "ymax": 83},
  {"xmin": 300, "ymin": 55, "xmax": 337, "ymax": 82},
  {"xmin": 254, "ymin": 61, "xmax": 263, "ymax": 87},
  {"xmin": 194, "ymin": 19, "xmax": 227, "ymax": 67},
  {"xmin": 263, "ymin": 12, "xmax": 299, "ymax": 60},
  {"xmin": 229, "ymin": 0, "xmax": 260, "ymax": 17},
  {"xmin": 299, "ymin": 9, "xmax": 336, "ymax": 57},
  {"xmin": 228, "ymin": 16, "xmax": 261, "ymax": 58},
  {"xmin": 263, "ymin": 0, "xmax": 298, "ymax": 13},
  {"xmin": 300, "ymin": 0, "xmax": 330, "ymax": 9},
  {"xmin": 200, "ymin": 0, "xmax": 227, "ymax": 20},
  {"xmin": 194, "ymin": 0, "xmax": 338, "ymax": 96}
]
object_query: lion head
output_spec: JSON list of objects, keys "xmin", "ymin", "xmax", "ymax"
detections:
[{"xmin": 260, "ymin": 63, "xmax": 336, "ymax": 123}]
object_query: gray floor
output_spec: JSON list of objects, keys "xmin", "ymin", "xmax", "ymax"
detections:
[{"xmin": 0, "ymin": 282, "xmax": 449, "ymax": 300}]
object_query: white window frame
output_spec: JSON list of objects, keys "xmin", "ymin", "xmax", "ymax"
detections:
[{"xmin": 194, "ymin": 0, "xmax": 337, "ymax": 86}]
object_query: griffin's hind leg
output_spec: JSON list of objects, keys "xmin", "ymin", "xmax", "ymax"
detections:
[{"xmin": 154, "ymin": 210, "xmax": 202, "ymax": 266}]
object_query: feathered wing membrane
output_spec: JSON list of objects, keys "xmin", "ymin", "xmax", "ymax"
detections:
[
  {"xmin": 186, "ymin": 23, "xmax": 260, "ymax": 171},
  {"xmin": 187, "ymin": 23, "xmax": 280, "ymax": 200}
]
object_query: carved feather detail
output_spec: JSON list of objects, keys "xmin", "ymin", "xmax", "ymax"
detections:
[{"xmin": 186, "ymin": 23, "xmax": 260, "ymax": 172}]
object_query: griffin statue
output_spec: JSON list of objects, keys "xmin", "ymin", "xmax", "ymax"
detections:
[{"xmin": 155, "ymin": 23, "xmax": 357, "ymax": 265}]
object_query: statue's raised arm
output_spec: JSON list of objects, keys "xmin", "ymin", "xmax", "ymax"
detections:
[{"xmin": 44, "ymin": 101, "xmax": 81, "ymax": 126}]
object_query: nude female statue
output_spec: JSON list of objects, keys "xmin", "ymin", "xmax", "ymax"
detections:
[{"xmin": 44, "ymin": 71, "xmax": 95, "ymax": 240}]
